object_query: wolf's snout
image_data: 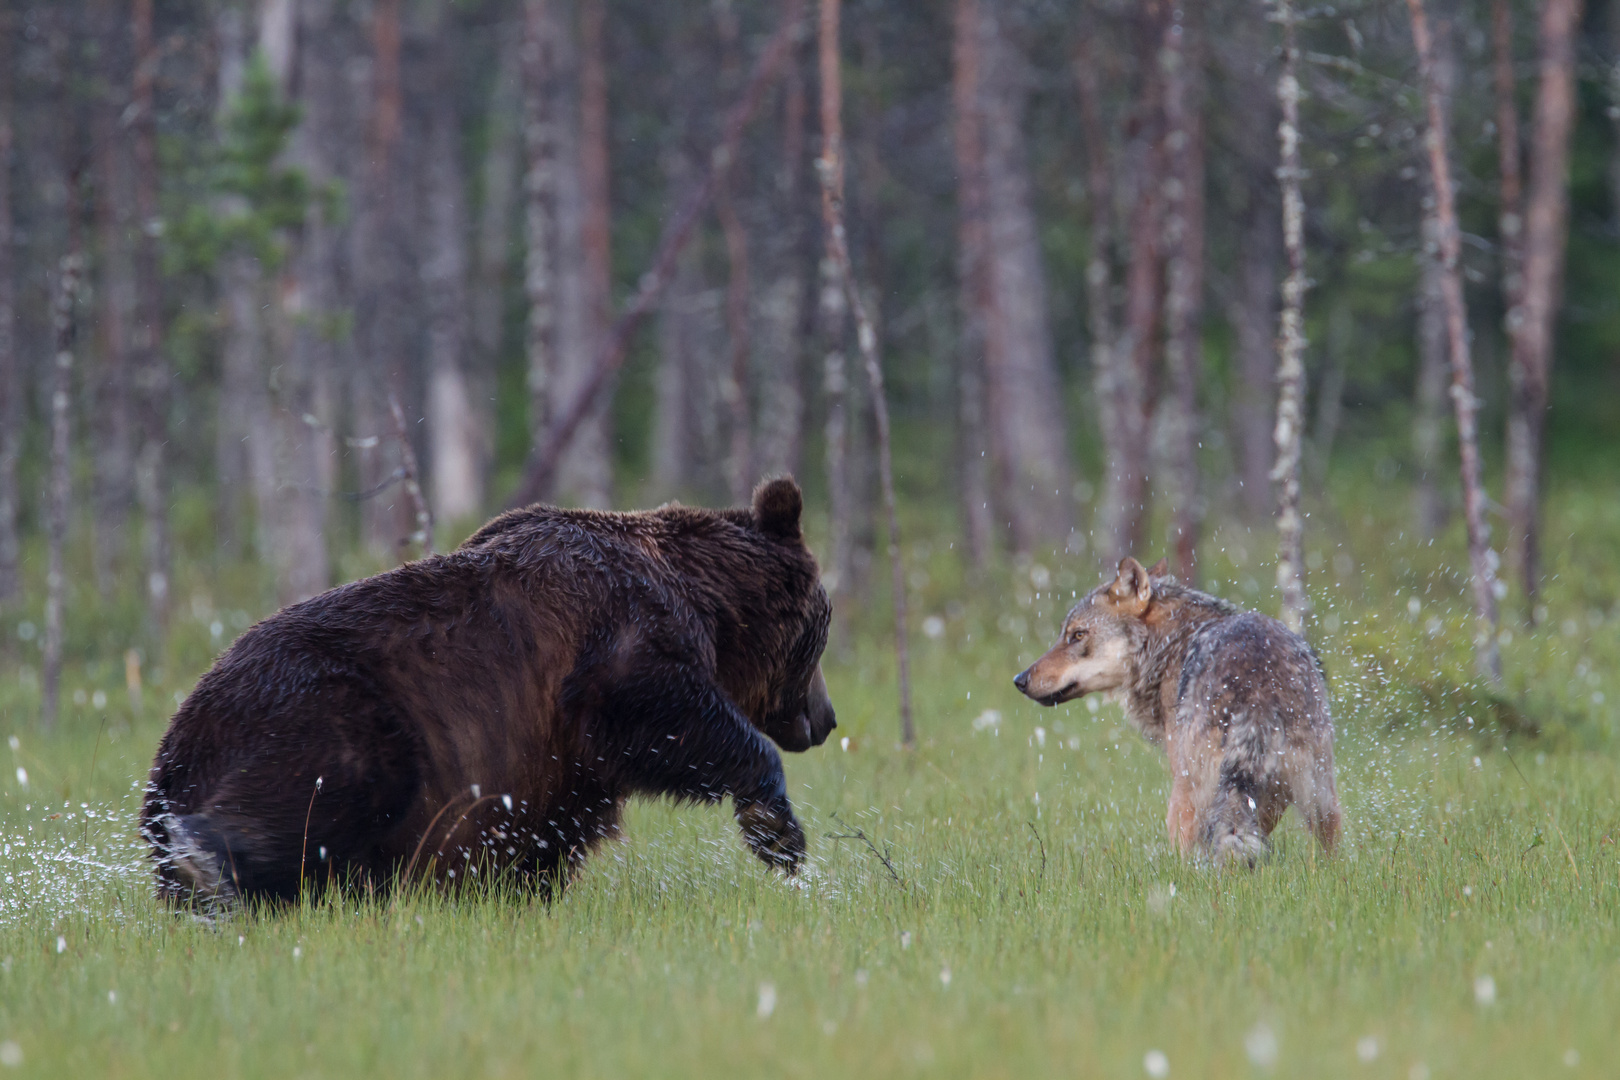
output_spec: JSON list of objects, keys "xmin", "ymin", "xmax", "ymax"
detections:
[{"xmin": 1013, "ymin": 668, "xmax": 1032, "ymax": 694}]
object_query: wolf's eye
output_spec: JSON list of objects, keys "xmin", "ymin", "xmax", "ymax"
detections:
[{"xmin": 1067, "ymin": 628, "xmax": 1087, "ymax": 645}]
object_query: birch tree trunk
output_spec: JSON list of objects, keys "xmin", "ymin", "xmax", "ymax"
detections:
[
  {"xmin": 1408, "ymin": 0, "xmax": 1503, "ymax": 686},
  {"xmin": 131, "ymin": 0, "xmax": 171, "ymax": 636},
  {"xmin": 953, "ymin": 0, "xmax": 993, "ymax": 568},
  {"xmin": 1272, "ymin": 0, "xmax": 1309, "ymax": 635},
  {"xmin": 0, "ymin": 17, "xmax": 22, "ymax": 608},
  {"xmin": 977, "ymin": 5, "xmax": 1073, "ymax": 552},
  {"xmin": 1160, "ymin": 3, "xmax": 1206, "ymax": 580},
  {"xmin": 1505, "ymin": 0, "xmax": 1582, "ymax": 613},
  {"xmin": 422, "ymin": 0, "xmax": 481, "ymax": 527},
  {"xmin": 42, "ymin": 251, "xmax": 82, "ymax": 731},
  {"xmin": 818, "ymin": 0, "xmax": 912, "ymax": 746}
]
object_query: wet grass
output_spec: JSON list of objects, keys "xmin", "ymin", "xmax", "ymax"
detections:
[{"xmin": 0, "ymin": 477, "xmax": 1615, "ymax": 1078}]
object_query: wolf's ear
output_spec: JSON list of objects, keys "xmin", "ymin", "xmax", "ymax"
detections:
[
  {"xmin": 1147, "ymin": 557, "xmax": 1171, "ymax": 577},
  {"xmin": 752, "ymin": 476, "xmax": 803, "ymax": 540},
  {"xmin": 1109, "ymin": 556, "xmax": 1154, "ymax": 616}
]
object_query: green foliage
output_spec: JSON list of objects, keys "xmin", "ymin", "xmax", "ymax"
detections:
[{"xmin": 164, "ymin": 54, "xmax": 310, "ymax": 276}]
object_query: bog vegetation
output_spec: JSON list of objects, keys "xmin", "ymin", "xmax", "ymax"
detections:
[{"xmin": 0, "ymin": 0, "xmax": 1618, "ymax": 1075}]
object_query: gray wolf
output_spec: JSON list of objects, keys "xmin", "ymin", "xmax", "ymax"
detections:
[{"xmin": 1014, "ymin": 557, "xmax": 1339, "ymax": 864}]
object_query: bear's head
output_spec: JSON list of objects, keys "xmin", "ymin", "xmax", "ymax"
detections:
[{"xmin": 736, "ymin": 477, "xmax": 837, "ymax": 753}]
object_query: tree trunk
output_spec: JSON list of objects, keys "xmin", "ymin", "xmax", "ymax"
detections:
[
  {"xmin": 42, "ymin": 251, "xmax": 82, "ymax": 731},
  {"xmin": 1408, "ymin": 0, "xmax": 1503, "ymax": 686},
  {"xmin": 131, "ymin": 0, "xmax": 171, "ymax": 637},
  {"xmin": 953, "ymin": 0, "xmax": 993, "ymax": 568},
  {"xmin": 1505, "ymin": 0, "xmax": 1582, "ymax": 613},
  {"xmin": 354, "ymin": 0, "xmax": 411, "ymax": 556},
  {"xmin": 1272, "ymin": 0, "xmax": 1308, "ymax": 635},
  {"xmin": 219, "ymin": 253, "xmax": 277, "ymax": 562},
  {"xmin": 472, "ymin": 25, "xmax": 521, "ymax": 488},
  {"xmin": 270, "ymin": 0, "xmax": 340, "ymax": 606},
  {"xmin": 818, "ymin": 0, "xmax": 912, "ymax": 746},
  {"xmin": 1160, "ymin": 3, "xmax": 1206, "ymax": 580},
  {"xmin": 754, "ymin": 40, "xmax": 809, "ymax": 483},
  {"xmin": 1412, "ymin": 225, "xmax": 1450, "ymax": 538},
  {"xmin": 1412, "ymin": 14, "xmax": 1456, "ymax": 540},
  {"xmin": 213, "ymin": 6, "xmax": 275, "ymax": 567},
  {"xmin": 0, "ymin": 15, "xmax": 22, "ymax": 608},
  {"xmin": 718, "ymin": 179, "xmax": 753, "ymax": 504},
  {"xmin": 976, "ymin": 5, "xmax": 1073, "ymax": 553},
  {"xmin": 548, "ymin": 0, "xmax": 613, "ymax": 508},
  {"xmin": 422, "ymin": 0, "xmax": 480, "ymax": 527},
  {"xmin": 1100, "ymin": 5, "xmax": 1166, "ymax": 563},
  {"xmin": 1216, "ymin": 3, "xmax": 1280, "ymax": 522},
  {"xmin": 1231, "ymin": 206, "xmax": 1278, "ymax": 520},
  {"xmin": 90, "ymin": 7, "xmax": 135, "ymax": 593},
  {"xmin": 522, "ymin": 0, "xmax": 560, "ymax": 501}
]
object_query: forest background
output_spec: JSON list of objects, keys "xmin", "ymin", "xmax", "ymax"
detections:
[{"xmin": 0, "ymin": 0, "xmax": 1615, "ymax": 692}]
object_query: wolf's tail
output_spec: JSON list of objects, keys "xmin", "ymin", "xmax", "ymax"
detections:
[{"xmin": 1200, "ymin": 758, "xmax": 1270, "ymax": 868}]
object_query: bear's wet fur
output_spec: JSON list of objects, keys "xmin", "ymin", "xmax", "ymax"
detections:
[{"xmin": 141, "ymin": 477, "xmax": 836, "ymax": 907}]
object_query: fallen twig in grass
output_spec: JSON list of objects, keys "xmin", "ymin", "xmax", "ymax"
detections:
[
  {"xmin": 1027, "ymin": 820, "xmax": 1046, "ymax": 890},
  {"xmin": 827, "ymin": 813, "xmax": 904, "ymax": 888},
  {"xmin": 1503, "ymin": 748, "xmax": 1579, "ymax": 880}
]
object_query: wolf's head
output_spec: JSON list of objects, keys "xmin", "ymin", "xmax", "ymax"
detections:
[{"xmin": 1012, "ymin": 556, "xmax": 1169, "ymax": 707}]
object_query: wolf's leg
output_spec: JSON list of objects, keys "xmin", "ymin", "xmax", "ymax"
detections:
[
  {"xmin": 1163, "ymin": 735, "xmax": 1200, "ymax": 854},
  {"xmin": 1291, "ymin": 750, "xmax": 1341, "ymax": 853},
  {"xmin": 596, "ymin": 663, "xmax": 804, "ymax": 872}
]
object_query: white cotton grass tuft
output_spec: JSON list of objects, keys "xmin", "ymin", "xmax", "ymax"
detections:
[
  {"xmin": 1356, "ymin": 1036, "xmax": 1380, "ymax": 1063},
  {"xmin": 1142, "ymin": 1049, "xmax": 1169, "ymax": 1078},
  {"xmin": 1244, "ymin": 1022, "xmax": 1278, "ymax": 1068},
  {"xmin": 939, "ymin": 967, "xmax": 951, "ymax": 988},
  {"xmin": 756, "ymin": 982, "xmax": 776, "ymax": 1019},
  {"xmin": 921, "ymin": 615, "xmax": 945, "ymax": 639},
  {"xmin": 54, "ymin": 936, "xmax": 65, "ymax": 954},
  {"xmin": 0, "ymin": 1041, "xmax": 20, "ymax": 1068},
  {"xmin": 1473, "ymin": 974, "xmax": 1496, "ymax": 1006}
]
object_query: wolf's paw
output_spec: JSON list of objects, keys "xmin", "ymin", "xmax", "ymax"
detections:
[{"xmin": 735, "ymin": 797, "xmax": 806, "ymax": 875}]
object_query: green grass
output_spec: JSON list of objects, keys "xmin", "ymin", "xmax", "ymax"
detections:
[{"xmin": 0, "ymin": 476, "xmax": 1616, "ymax": 1078}]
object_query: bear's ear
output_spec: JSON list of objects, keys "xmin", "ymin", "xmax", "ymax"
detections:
[{"xmin": 752, "ymin": 476, "xmax": 803, "ymax": 540}]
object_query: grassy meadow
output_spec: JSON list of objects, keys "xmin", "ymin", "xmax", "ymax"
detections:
[{"xmin": 0, "ymin": 470, "xmax": 1617, "ymax": 1078}]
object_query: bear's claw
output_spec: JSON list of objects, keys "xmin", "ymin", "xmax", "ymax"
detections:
[{"xmin": 735, "ymin": 798, "xmax": 806, "ymax": 874}]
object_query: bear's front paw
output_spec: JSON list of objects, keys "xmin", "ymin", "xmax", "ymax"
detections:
[{"xmin": 735, "ymin": 798, "xmax": 805, "ymax": 874}]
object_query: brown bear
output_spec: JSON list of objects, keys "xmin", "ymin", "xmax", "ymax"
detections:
[{"xmin": 140, "ymin": 477, "xmax": 836, "ymax": 906}]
